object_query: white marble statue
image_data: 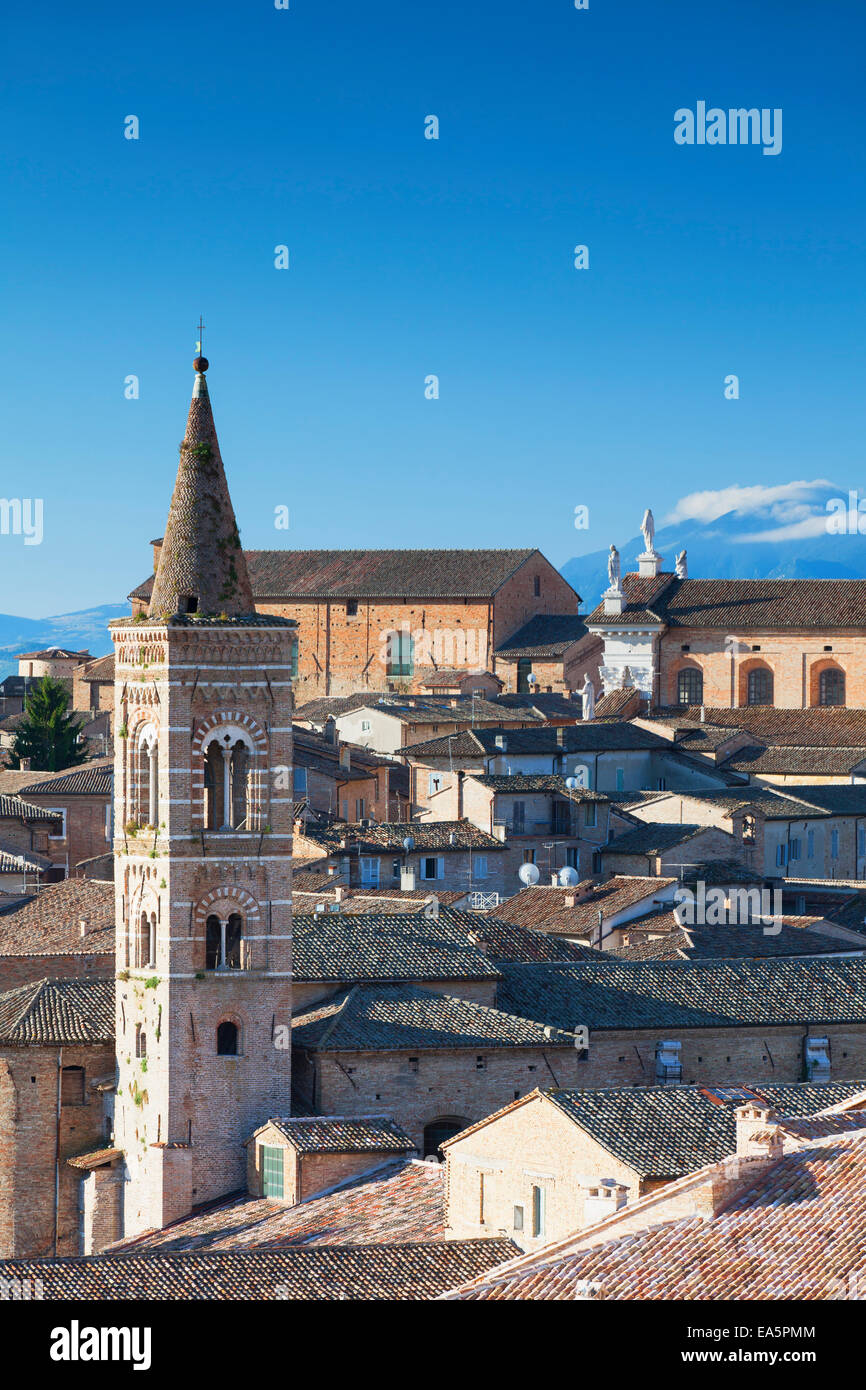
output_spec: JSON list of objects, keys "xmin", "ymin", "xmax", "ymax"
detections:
[
  {"xmin": 581, "ymin": 675, "xmax": 596, "ymax": 721},
  {"xmin": 607, "ymin": 544, "xmax": 621, "ymax": 591},
  {"xmin": 641, "ymin": 508, "xmax": 656, "ymax": 554},
  {"xmin": 675, "ymin": 548, "xmax": 688, "ymax": 578}
]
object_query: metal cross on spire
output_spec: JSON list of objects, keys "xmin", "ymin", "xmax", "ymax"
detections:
[{"xmin": 195, "ymin": 316, "xmax": 205, "ymax": 357}]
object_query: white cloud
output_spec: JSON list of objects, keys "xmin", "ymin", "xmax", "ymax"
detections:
[
  {"xmin": 664, "ymin": 480, "xmax": 833, "ymax": 527},
  {"xmin": 733, "ymin": 514, "xmax": 831, "ymax": 543}
]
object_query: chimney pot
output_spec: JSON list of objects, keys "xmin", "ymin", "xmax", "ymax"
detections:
[{"xmin": 79, "ymin": 919, "xmax": 87, "ymax": 938}]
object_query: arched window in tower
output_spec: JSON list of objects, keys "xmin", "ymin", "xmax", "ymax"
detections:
[
  {"xmin": 203, "ymin": 730, "xmax": 253, "ymax": 830},
  {"xmin": 747, "ymin": 668, "xmax": 774, "ymax": 705},
  {"xmin": 677, "ymin": 667, "xmax": 703, "ymax": 706},
  {"xmin": 205, "ymin": 912, "xmax": 245, "ymax": 970},
  {"xmin": 136, "ymin": 726, "xmax": 159, "ymax": 827},
  {"xmin": 205, "ymin": 914, "xmax": 221, "ymax": 971},
  {"xmin": 217, "ymin": 1021, "xmax": 239, "ymax": 1055},
  {"xmin": 136, "ymin": 912, "xmax": 154, "ymax": 969},
  {"xmin": 819, "ymin": 668, "xmax": 845, "ymax": 706}
]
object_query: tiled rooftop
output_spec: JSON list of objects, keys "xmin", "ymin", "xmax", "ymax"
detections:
[
  {"xmin": 489, "ymin": 878, "xmax": 677, "ymax": 935},
  {"xmin": 0, "ymin": 976, "xmax": 114, "ymax": 1045},
  {"xmin": 0, "ymin": 1236, "xmax": 517, "ymax": 1300},
  {"xmin": 110, "ymin": 1159, "xmax": 443, "ymax": 1252},
  {"xmin": 292, "ymin": 983, "xmax": 578, "ymax": 1051},
  {"xmin": 496, "ymin": 956, "xmax": 866, "ymax": 1032},
  {"xmin": 0, "ymin": 878, "xmax": 114, "ymax": 956},
  {"xmin": 263, "ymin": 1115, "xmax": 414, "ymax": 1154},
  {"xmin": 444, "ymin": 1126, "xmax": 866, "ymax": 1300}
]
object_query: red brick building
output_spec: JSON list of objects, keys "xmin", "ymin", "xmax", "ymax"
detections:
[{"xmin": 131, "ymin": 546, "xmax": 583, "ymax": 700}]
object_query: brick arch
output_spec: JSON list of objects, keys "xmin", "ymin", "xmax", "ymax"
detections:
[
  {"xmin": 809, "ymin": 658, "xmax": 846, "ymax": 707},
  {"xmin": 737, "ymin": 658, "xmax": 775, "ymax": 707},
  {"xmin": 193, "ymin": 886, "xmax": 262, "ymax": 932},
  {"xmin": 192, "ymin": 711, "xmax": 268, "ymax": 758},
  {"xmin": 668, "ymin": 660, "xmax": 704, "ymax": 707}
]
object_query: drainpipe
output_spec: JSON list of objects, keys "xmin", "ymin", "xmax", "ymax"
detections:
[{"xmin": 54, "ymin": 1046, "xmax": 63, "ymax": 1257}]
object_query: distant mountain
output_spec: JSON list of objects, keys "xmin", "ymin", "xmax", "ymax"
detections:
[
  {"xmin": 563, "ymin": 489, "xmax": 866, "ymax": 612},
  {"xmin": 0, "ymin": 604, "xmax": 126, "ymax": 681}
]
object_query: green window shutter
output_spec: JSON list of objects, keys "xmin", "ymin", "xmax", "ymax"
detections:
[{"xmin": 261, "ymin": 1144, "xmax": 284, "ymax": 1199}]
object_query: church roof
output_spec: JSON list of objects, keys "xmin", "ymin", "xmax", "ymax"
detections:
[{"xmin": 148, "ymin": 361, "xmax": 256, "ymax": 618}]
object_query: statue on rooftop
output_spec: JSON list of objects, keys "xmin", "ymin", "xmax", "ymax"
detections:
[
  {"xmin": 641, "ymin": 508, "xmax": 656, "ymax": 555},
  {"xmin": 607, "ymin": 544, "xmax": 621, "ymax": 592}
]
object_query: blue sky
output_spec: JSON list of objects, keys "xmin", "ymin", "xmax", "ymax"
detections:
[{"xmin": 0, "ymin": 0, "xmax": 863, "ymax": 615}]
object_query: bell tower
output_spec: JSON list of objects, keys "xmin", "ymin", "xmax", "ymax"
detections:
[{"xmin": 110, "ymin": 349, "xmax": 295, "ymax": 1239}]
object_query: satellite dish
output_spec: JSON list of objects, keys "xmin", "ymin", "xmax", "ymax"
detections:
[
  {"xmin": 559, "ymin": 866, "xmax": 580, "ymax": 887},
  {"xmin": 518, "ymin": 862, "xmax": 540, "ymax": 887},
  {"xmin": 402, "ymin": 835, "xmax": 415, "ymax": 854},
  {"xmin": 565, "ymin": 777, "xmax": 578, "ymax": 790},
  {"xmin": 528, "ymin": 673, "xmax": 538, "ymax": 686}
]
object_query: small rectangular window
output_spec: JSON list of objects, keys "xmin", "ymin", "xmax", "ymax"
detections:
[
  {"xmin": 360, "ymin": 719, "xmax": 371, "ymax": 732},
  {"xmin": 48, "ymin": 808, "xmax": 67, "ymax": 841},
  {"xmin": 475, "ymin": 1055, "xmax": 486, "ymax": 1070},
  {"xmin": 355, "ymin": 798, "xmax": 365, "ymax": 820},
  {"xmin": 290, "ymin": 641, "xmax": 299, "ymax": 678},
  {"xmin": 473, "ymin": 854, "xmax": 488, "ymax": 879},
  {"xmin": 479, "ymin": 1173, "xmax": 485, "ymax": 1223},
  {"xmin": 346, "ymin": 600, "xmax": 358, "ymax": 616},
  {"xmin": 615, "ymin": 768, "xmax": 625, "ymax": 792},
  {"xmin": 428, "ymin": 772, "xmax": 443, "ymax": 795},
  {"xmin": 293, "ymin": 767, "xmax": 308, "ymax": 795},
  {"xmin": 135, "ymin": 1025, "xmax": 147, "ymax": 1058},
  {"xmin": 776, "ymin": 843, "xmax": 787, "ymax": 867},
  {"xmin": 513, "ymin": 1205, "xmax": 524, "ymax": 1232},
  {"xmin": 584, "ymin": 802, "xmax": 597, "ymax": 828},
  {"xmin": 533, "ymin": 575, "xmax": 541, "ymax": 597},
  {"xmin": 790, "ymin": 838, "xmax": 801, "ymax": 861},
  {"xmin": 807, "ymin": 829, "xmax": 815, "ymax": 858},
  {"xmin": 831, "ymin": 828, "xmax": 840, "ymax": 860},
  {"xmin": 408, "ymin": 1057, "xmax": 419, "ymax": 1073}
]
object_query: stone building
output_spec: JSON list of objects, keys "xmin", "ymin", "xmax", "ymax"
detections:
[
  {"xmin": 291, "ymin": 982, "xmax": 592, "ymax": 1155},
  {"xmin": 14, "ymin": 762, "xmax": 113, "ymax": 879},
  {"xmin": 245, "ymin": 1115, "xmax": 416, "ymax": 1204},
  {"xmin": 0, "ymin": 976, "xmax": 114, "ymax": 1259},
  {"xmin": 130, "ymin": 545, "xmax": 585, "ymax": 701},
  {"xmin": 586, "ymin": 528, "xmax": 866, "ymax": 710},
  {"xmin": 0, "ymin": 879, "xmax": 114, "ymax": 991},
  {"xmin": 104, "ymin": 352, "xmax": 295, "ymax": 1244},
  {"xmin": 15, "ymin": 648, "xmax": 91, "ymax": 681},
  {"xmin": 442, "ymin": 1080, "xmax": 866, "ymax": 1250},
  {"xmin": 496, "ymin": 956, "xmax": 866, "ymax": 1088}
]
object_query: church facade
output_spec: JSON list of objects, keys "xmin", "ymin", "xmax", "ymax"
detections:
[{"xmin": 587, "ymin": 517, "xmax": 866, "ymax": 710}]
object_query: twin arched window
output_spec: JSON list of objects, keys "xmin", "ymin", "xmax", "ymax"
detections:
[
  {"xmin": 203, "ymin": 731, "xmax": 252, "ymax": 830},
  {"xmin": 205, "ymin": 912, "xmax": 245, "ymax": 971}
]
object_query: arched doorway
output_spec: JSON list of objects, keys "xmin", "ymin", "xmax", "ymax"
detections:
[{"xmin": 423, "ymin": 1116, "xmax": 471, "ymax": 1160}]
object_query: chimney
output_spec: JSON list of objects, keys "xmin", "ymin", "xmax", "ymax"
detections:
[
  {"xmin": 735, "ymin": 1103, "xmax": 784, "ymax": 1159},
  {"xmin": 79, "ymin": 919, "xmax": 87, "ymax": 938},
  {"xmin": 580, "ymin": 1178, "xmax": 629, "ymax": 1227},
  {"xmin": 334, "ymin": 886, "xmax": 344, "ymax": 903},
  {"xmin": 564, "ymin": 893, "xmax": 577, "ymax": 907},
  {"xmin": 20, "ymin": 757, "xmax": 31, "ymax": 772},
  {"xmin": 401, "ymin": 867, "xmax": 417, "ymax": 892},
  {"xmin": 339, "ymin": 745, "xmax": 351, "ymax": 771},
  {"xmin": 556, "ymin": 727, "xmax": 565, "ymax": 746},
  {"xmin": 551, "ymin": 872, "xmax": 559, "ymax": 886}
]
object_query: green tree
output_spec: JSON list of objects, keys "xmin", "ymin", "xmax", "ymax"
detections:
[{"xmin": 10, "ymin": 675, "xmax": 88, "ymax": 772}]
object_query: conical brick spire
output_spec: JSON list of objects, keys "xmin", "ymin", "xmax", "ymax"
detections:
[{"xmin": 149, "ymin": 356, "xmax": 256, "ymax": 618}]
